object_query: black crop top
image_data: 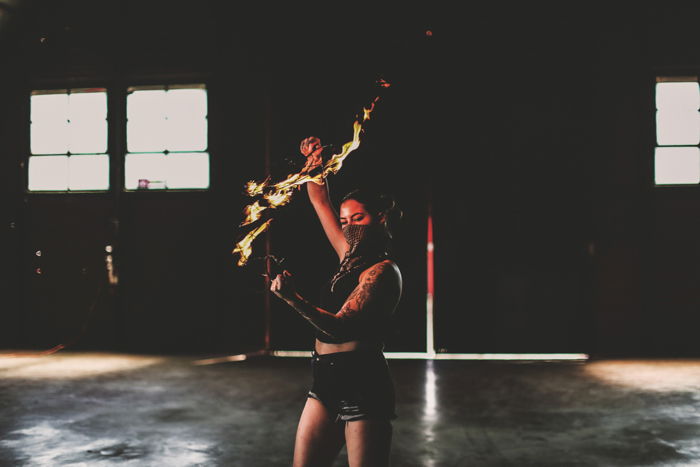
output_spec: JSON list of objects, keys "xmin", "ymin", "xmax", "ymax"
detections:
[{"xmin": 316, "ymin": 260, "xmax": 392, "ymax": 345}]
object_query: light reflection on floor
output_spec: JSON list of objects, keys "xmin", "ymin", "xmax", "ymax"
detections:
[
  {"xmin": 584, "ymin": 359, "xmax": 700, "ymax": 391},
  {"xmin": 2, "ymin": 353, "xmax": 700, "ymax": 465},
  {"xmin": 0, "ymin": 422, "xmax": 212, "ymax": 466},
  {"xmin": 0, "ymin": 352, "xmax": 163, "ymax": 379},
  {"xmin": 422, "ymin": 359, "xmax": 438, "ymax": 467}
]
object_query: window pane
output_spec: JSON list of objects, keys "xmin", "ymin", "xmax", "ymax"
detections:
[
  {"xmin": 31, "ymin": 90, "xmax": 108, "ymax": 155},
  {"xmin": 68, "ymin": 92, "xmax": 107, "ymax": 121},
  {"xmin": 127, "ymin": 87, "xmax": 207, "ymax": 152},
  {"xmin": 166, "ymin": 88, "xmax": 207, "ymax": 117},
  {"xmin": 126, "ymin": 86, "xmax": 208, "ymax": 191},
  {"xmin": 127, "ymin": 118, "xmax": 168, "ymax": 152},
  {"xmin": 31, "ymin": 93, "xmax": 69, "ymax": 123},
  {"xmin": 127, "ymin": 90, "xmax": 167, "ymax": 121},
  {"xmin": 28, "ymin": 156, "xmax": 69, "ymax": 191},
  {"xmin": 68, "ymin": 154, "xmax": 110, "ymax": 191},
  {"xmin": 165, "ymin": 152, "xmax": 210, "ymax": 189},
  {"xmin": 31, "ymin": 121, "xmax": 69, "ymax": 154},
  {"xmin": 125, "ymin": 153, "xmax": 167, "ymax": 190},
  {"xmin": 655, "ymin": 147, "xmax": 700, "ymax": 185},
  {"xmin": 69, "ymin": 119, "xmax": 108, "ymax": 154},
  {"xmin": 656, "ymin": 110, "xmax": 700, "ymax": 145},
  {"xmin": 656, "ymin": 82, "xmax": 700, "ymax": 110},
  {"xmin": 166, "ymin": 117, "xmax": 207, "ymax": 151}
]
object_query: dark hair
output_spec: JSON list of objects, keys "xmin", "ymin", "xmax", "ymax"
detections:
[{"xmin": 341, "ymin": 188, "xmax": 403, "ymax": 238}]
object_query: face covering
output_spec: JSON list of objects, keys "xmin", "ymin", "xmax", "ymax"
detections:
[
  {"xmin": 342, "ymin": 224, "xmax": 387, "ymax": 255},
  {"xmin": 331, "ymin": 223, "xmax": 388, "ymax": 291}
]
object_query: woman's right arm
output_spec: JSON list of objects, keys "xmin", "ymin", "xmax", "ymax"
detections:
[
  {"xmin": 307, "ymin": 179, "xmax": 348, "ymax": 259},
  {"xmin": 300, "ymin": 136, "xmax": 349, "ymax": 260},
  {"xmin": 270, "ymin": 260, "xmax": 401, "ymax": 340}
]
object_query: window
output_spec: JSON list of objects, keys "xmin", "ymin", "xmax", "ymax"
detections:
[
  {"xmin": 28, "ymin": 88, "xmax": 109, "ymax": 191},
  {"xmin": 654, "ymin": 77, "xmax": 700, "ymax": 185},
  {"xmin": 125, "ymin": 84, "xmax": 209, "ymax": 190}
]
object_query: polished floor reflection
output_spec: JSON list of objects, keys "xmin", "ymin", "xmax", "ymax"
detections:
[{"xmin": 1, "ymin": 352, "xmax": 699, "ymax": 466}]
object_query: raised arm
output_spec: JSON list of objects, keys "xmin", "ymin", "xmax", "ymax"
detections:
[
  {"xmin": 300, "ymin": 136, "xmax": 348, "ymax": 260},
  {"xmin": 270, "ymin": 260, "xmax": 402, "ymax": 340}
]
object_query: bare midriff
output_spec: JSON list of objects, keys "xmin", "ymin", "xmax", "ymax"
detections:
[{"xmin": 315, "ymin": 339, "xmax": 383, "ymax": 355}]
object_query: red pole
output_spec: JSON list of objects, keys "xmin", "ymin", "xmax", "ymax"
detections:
[{"xmin": 426, "ymin": 201, "xmax": 435, "ymax": 356}]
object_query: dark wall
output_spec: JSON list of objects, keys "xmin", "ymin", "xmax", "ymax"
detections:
[
  {"xmin": 1, "ymin": 1, "xmax": 699, "ymax": 356},
  {"xmin": 643, "ymin": 4, "xmax": 700, "ymax": 357}
]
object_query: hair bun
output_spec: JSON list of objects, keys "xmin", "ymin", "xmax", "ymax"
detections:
[
  {"xmin": 342, "ymin": 188, "xmax": 402, "ymax": 237},
  {"xmin": 379, "ymin": 193, "xmax": 402, "ymax": 224}
]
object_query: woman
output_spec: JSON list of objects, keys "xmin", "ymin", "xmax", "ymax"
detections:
[{"xmin": 269, "ymin": 136, "xmax": 403, "ymax": 467}]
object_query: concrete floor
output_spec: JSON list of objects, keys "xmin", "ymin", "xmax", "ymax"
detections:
[{"xmin": 0, "ymin": 352, "xmax": 699, "ymax": 466}]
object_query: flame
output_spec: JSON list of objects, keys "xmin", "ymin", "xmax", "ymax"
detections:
[
  {"xmin": 362, "ymin": 97, "xmax": 379, "ymax": 122},
  {"xmin": 263, "ymin": 187, "xmax": 295, "ymax": 207},
  {"xmin": 241, "ymin": 200, "xmax": 266, "ymax": 226},
  {"xmin": 232, "ymin": 219, "xmax": 273, "ymax": 266},
  {"xmin": 245, "ymin": 178, "xmax": 269, "ymax": 197},
  {"xmin": 319, "ymin": 119, "xmax": 363, "ymax": 177},
  {"xmin": 233, "ymin": 81, "xmax": 390, "ymax": 266}
]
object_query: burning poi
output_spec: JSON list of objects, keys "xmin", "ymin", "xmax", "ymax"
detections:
[{"xmin": 232, "ymin": 79, "xmax": 391, "ymax": 266}]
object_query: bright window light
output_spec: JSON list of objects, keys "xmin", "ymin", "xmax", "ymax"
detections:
[
  {"xmin": 127, "ymin": 87, "xmax": 207, "ymax": 153},
  {"xmin": 655, "ymin": 78, "xmax": 700, "ymax": 186},
  {"xmin": 126, "ymin": 85, "xmax": 209, "ymax": 190},
  {"xmin": 167, "ymin": 116, "xmax": 208, "ymax": 152},
  {"xmin": 31, "ymin": 90, "xmax": 108, "ymax": 155},
  {"xmin": 655, "ymin": 147, "xmax": 700, "ymax": 185},
  {"xmin": 68, "ymin": 154, "xmax": 110, "ymax": 190},
  {"xmin": 29, "ymin": 89, "xmax": 109, "ymax": 192},
  {"xmin": 30, "ymin": 120, "xmax": 69, "ymax": 155},
  {"xmin": 656, "ymin": 82, "xmax": 700, "ymax": 110},
  {"xmin": 656, "ymin": 110, "xmax": 700, "ymax": 146},
  {"xmin": 68, "ymin": 92, "xmax": 108, "ymax": 154},
  {"xmin": 127, "ymin": 116, "xmax": 168, "ymax": 153},
  {"xmin": 125, "ymin": 152, "xmax": 209, "ymax": 190},
  {"xmin": 125, "ymin": 153, "xmax": 167, "ymax": 190},
  {"xmin": 31, "ymin": 92, "xmax": 70, "ymax": 121},
  {"xmin": 27, "ymin": 156, "xmax": 69, "ymax": 191},
  {"xmin": 165, "ymin": 152, "xmax": 210, "ymax": 189}
]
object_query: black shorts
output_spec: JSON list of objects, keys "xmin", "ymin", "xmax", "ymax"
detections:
[{"xmin": 307, "ymin": 348, "xmax": 397, "ymax": 423}]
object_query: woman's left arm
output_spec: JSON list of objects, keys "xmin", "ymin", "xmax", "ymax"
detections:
[{"xmin": 270, "ymin": 261, "xmax": 402, "ymax": 340}]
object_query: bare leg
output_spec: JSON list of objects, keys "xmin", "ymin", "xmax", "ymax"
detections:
[
  {"xmin": 293, "ymin": 397, "xmax": 346, "ymax": 467},
  {"xmin": 345, "ymin": 419, "xmax": 393, "ymax": 467}
]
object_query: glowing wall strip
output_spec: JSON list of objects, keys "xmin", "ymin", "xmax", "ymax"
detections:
[
  {"xmin": 269, "ymin": 351, "xmax": 589, "ymax": 361},
  {"xmin": 196, "ymin": 351, "xmax": 589, "ymax": 363}
]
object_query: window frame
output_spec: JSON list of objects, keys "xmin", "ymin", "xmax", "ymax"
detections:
[
  {"xmin": 27, "ymin": 86, "xmax": 111, "ymax": 194},
  {"xmin": 124, "ymin": 83, "xmax": 210, "ymax": 192},
  {"xmin": 25, "ymin": 78, "xmax": 212, "ymax": 196},
  {"xmin": 653, "ymin": 74, "xmax": 700, "ymax": 188}
]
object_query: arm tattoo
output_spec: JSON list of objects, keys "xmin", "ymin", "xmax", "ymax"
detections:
[
  {"xmin": 338, "ymin": 263, "xmax": 387, "ymax": 317},
  {"xmin": 284, "ymin": 261, "xmax": 397, "ymax": 339}
]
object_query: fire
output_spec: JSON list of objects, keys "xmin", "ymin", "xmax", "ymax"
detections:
[
  {"xmin": 320, "ymin": 119, "xmax": 363, "ymax": 177},
  {"xmin": 245, "ymin": 178, "xmax": 269, "ymax": 197},
  {"xmin": 232, "ymin": 219, "xmax": 272, "ymax": 266},
  {"xmin": 233, "ymin": 79, "xmax": 390, "ymax": 266},
  {"xmin": 241, "ymin": 201, "xmax": 266, "ymax": 226},
  {"xmin": 263, "ymin": 187, "xmax": 295, "ymax": 207}
]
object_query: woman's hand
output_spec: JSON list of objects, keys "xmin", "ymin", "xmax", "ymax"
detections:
[
  {"xmin": 270, "ymin": 270, "xmax": 298, "ymax": 302},
  {"xmin": 300, "ymin": 136, "xmax": 324, "ymax": 173}
]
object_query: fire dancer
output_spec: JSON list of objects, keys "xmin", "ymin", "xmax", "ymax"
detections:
[{"xmin": 269, "ymin": 136, "xmax": 402, "ymax": 467}]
